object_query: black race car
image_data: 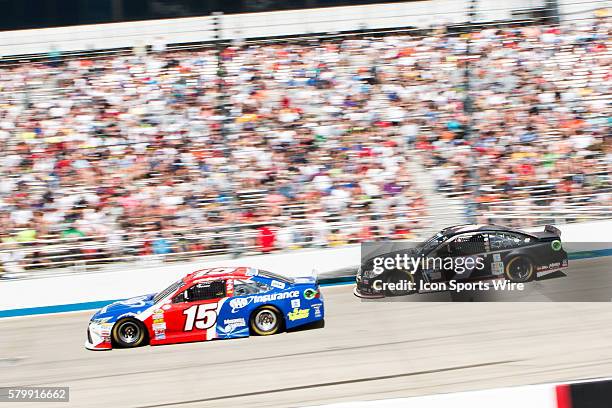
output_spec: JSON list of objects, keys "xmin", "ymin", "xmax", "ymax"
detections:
[{"xmin": 355, "ymin": 224, "xmax": 568, "ymax": 298}]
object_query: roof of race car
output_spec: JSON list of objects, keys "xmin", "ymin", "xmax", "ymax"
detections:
[
  {"xmin": 441, "ymin": 224, "xmax": 527, "ymax": 236},
  {"xmin": 183, "ymin": 267, "xmax": 257, "ymax": 284}
]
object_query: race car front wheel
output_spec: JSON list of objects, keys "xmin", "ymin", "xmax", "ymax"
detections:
[
  {"xmin": 384, "ymin": 271, "xmax": 417, "ymax": 297},
  {"xmin": 250, "ymin": 306, "xmax": 282, "ymax": 336},
  {"xmin": 112, "ymin": 318, "xmax": 147, "ymax": 348},
  {"xmin": 504, "ymin": 256, "xmax": 534, "ymax": 283}
]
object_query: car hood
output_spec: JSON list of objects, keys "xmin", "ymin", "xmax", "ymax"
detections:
[
  {"xmin": 92, "ymin": 294, "xmax": 156, "ymax": 321},
  {"xmin": 363, "ymin": 248, "xmax": 419, "ymax": 266}
]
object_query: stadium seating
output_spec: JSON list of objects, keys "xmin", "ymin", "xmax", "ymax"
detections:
[{"xmin": 0, "ymin": 18, "xmax": 609, "ymax": 271}]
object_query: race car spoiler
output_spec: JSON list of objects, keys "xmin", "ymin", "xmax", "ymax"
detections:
[{"xmin": 544, "ymin": 225, "xmax": 561, "ymax": 237}]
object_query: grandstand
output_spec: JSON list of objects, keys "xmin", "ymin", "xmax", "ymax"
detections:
[{"xmin": 0, "ymin": 0, "xmax": 609, "ymax": 274}]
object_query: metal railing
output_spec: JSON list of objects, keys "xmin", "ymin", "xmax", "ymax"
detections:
[
  {"xmin": 476, "ymin": 191, "xmax": 612, "ymax": 226},
  {"xmin": 0, "ymin": 210, "xmax": 435, "ymax": 273},
  {"xmin": 2, "ymin": 189, "xmax": 611, "ymax": 274}
]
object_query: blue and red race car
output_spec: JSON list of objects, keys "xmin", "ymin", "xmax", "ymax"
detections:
[{"xmin": 85, "ymin": 267, "xmax": 324, "ymax": 350}]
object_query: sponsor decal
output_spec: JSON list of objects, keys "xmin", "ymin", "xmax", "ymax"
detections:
[
  {"xmin": 223, "ymin": 318, "xmax": 246, "ymax": 326},
  {"xmin": 152, "ymin": 322, "xmax": 166, "ymax": 331},
  {"xmin": 493, "ymin": 253, "xmax": 501, "ymax": 262},
  {"xmin": 155, "ymin": 333, "xmax": 166, "ymax": 340},
  {"xmin": 153, "ymin": 318, "xmax": 164, "ymax": 324},
  {"xmin": 227, "ymin": 279, "xmax": 234, "ymax": 296},
  {"xmin": 303, "ymin": 288, "xmax": 317, "ymax": 300},
  {"xmin": 291, "ymin": 299, "xmax": 301, "ymax": 308},
  {"xmin": 312, "ymin": 303, "xmax": 322, "ymax": 318},
  {"xmin": 162, "ymin": 304, "xmax": 171, "ymax": 310},
  {"xmin": 229, "ymin": 291, "xmax": 300, "ymax": 313},
  {"xmin": 229, "ymin": 297, "xmax": 253, "ymax": 313},
  {"xmin": 217, "ymin": 320, "xmax": 249, "ymax": 337},
  {"xmin": 152, "ymin": 309, "xmax": 164, "ymax": 320},
  {"xmin": 538, "ymin": 262, "xmax": 562, "ymax": 272},
  {"xmin": 252, "ymin": 291, "xmax": 299, "ymax": 303},
  {"xmin": 491, "ymin": 262, "xmax": 504, "ymax": 275},
  {"xmin": 551, "ymin": 240, "xmax": 562, "ymax": 251},
  {"xmin": 223, "ymin": 318, "xmax": 246, "ymax": 332},
  {"xmin": 271, "ymin": 280, "xmax": 286, "ymax": 289},
  {"xmin": 288, "ymin": 308, "xmax": 310, "ymax": 321}
]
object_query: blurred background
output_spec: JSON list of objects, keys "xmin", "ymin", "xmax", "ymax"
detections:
[{"xmin": 0, "ymin": 0, "xmax": 609, "ymax": 277}]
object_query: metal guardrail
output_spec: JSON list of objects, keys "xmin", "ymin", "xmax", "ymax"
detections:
[
  {"xmin": 2, "ymin": 190, "xmax": 611, "ymax": 274},
  {"xmin": 475, "ymin": 190, "xmax": 612, "ymax": 226}
]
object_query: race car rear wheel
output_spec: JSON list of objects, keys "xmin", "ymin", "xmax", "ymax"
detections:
[
  {"xmin": 250, "ymin": 306, "xmax": 282, "ymax": 336},
  {"xmin": 310, "ymin": 318, "xmax": 325, "ymax": 329},
  {"xmin": 112, "ymin": 318, "xmax": 147, "ymax": 348},
  {"xmin": 504, "ymin": 256, "xmax": 534, "ymax": 283}
]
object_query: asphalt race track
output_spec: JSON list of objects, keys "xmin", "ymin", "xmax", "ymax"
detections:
[{"xmin": 2, "ymin": 256, "xmax": 612, "ymax": 408}]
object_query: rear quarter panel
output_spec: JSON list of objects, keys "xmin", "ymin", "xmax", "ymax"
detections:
[
  {"xmin": 504, "ymin": 241, "xmax": 568, "ymax": 271},
  {"xmin": 217, "ymin": 283, "xmax": 324, "ymax": 334}
]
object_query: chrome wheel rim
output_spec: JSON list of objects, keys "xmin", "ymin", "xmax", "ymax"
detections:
[
  {"xmin": 509, "ymin": 259, "xmax": 531, "ymax": 280},
  {"xmin": 386, "ymin": 273, "xmax": 413, "ymax": 296},
  {"xmin": 118, "ymin": 321, "xmax": 140, "ymax": 344},
  {"xmin": 255, "ymin": 310, "xmax": 277, "ymax": 332}
]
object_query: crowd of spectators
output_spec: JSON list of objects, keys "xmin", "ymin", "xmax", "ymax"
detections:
[
  {"xmin": 0, "ymin": 13, "xmax": 609, "ymax": 272},
  {"xmin": 418, "ymin": 19, "xmax": 611, "ymax": 225}
]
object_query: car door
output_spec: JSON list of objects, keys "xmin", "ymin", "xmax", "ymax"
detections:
[{"xmin": 161, "ymin": 279, "xmax": 227, "ymax": 344}]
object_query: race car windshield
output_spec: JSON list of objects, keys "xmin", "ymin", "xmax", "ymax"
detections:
[
  {"xmin": 153, "ymin": 279, "xmax": 184, "ymax": 304},
  {"xmin": 416, "ymin": 232, "xmax": 447, "ymax": 255}
]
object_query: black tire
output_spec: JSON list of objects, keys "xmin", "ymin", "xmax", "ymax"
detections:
[
  {"xmin": 111, "ymin": 318, "xmax": 148, "ymax": 348},
  {"xmin": 504, "ymin": 256, "xmax": 534, "ymax": 283},
  {"xmin": 250, "ymin": 306, "xmax": 283, "ymax": 336},
  {"xmin": 384, "ymin": 271, "xmax": 417, "ymax": 297},
  {"xmin": 310, "ymin": 318, "xmax": 325, "ymax": 329}
]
